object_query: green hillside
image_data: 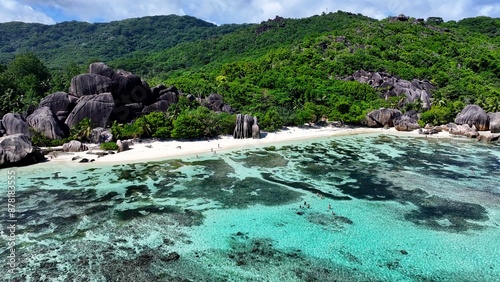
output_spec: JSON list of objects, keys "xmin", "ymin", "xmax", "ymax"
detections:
[
  {"xmin": 0, "ymin": 11, "xmax": 499, "ymax": 139},
  {"xmin": 114, "ymin": 12, "xmax": 499, "ymax": 127},
  {"xmin": 0, "ymin": 14, "xmax": 246, "ymax": 69}
]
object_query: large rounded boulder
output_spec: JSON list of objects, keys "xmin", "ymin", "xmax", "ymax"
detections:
[
  {"xmin": 2, "ymin": 113, "xmax": 32, "ymax": 137},
  {"xmin": 394, "ymin": 114, "xmax": 421, "ymax": 131},
  {"xmin": 62, "ymin": 140, "xmax": 89, "ymax": 152},
  {"xmin": 70, "ymin": 74, "xmax": 114, "ymax": 98},
  {"xmin": 0, "ymin": 134, "xmax": 45, "ymax": 167},
  {"xmin": 366, "ymin": 108, "xmax": 402, "ymax": 127},
  {"xmin": 488, "ymin": 112, "xmax": 500, "ymax": 133},
  {"xmin": 454, "ymin": 105, "xmax": 489, "ymax": 131},
  {"xmin": 65, "ymin": 93, "xmax": 115, "ymax": 129},
  {"xmin": 39, "ymin": 92, "xmax": 71, "ymax": 115},
  {"xmin": 26, "ymin": 107, "xmax": 68, "ymax": 139}
]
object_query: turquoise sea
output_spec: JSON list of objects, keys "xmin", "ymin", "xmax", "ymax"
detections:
[{"xmin": 1, "ymin": 133, "xmax": 500, "ymax": 281}]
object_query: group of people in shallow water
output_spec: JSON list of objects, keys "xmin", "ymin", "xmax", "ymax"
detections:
[{"xmin": 299, "ymin": 195, "xmax": 336, "ymax": 216}]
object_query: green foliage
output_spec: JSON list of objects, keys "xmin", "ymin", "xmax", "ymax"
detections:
[
  {"xmin": 260, "ymin": 108, "xmax": 285, "ymax": 131},
  {"xmin": 69, "ymin": 118, "xmax": 94, "ymax": 141},
  {"xmin": 49, "ymin": 61, "xmax": 85, "ymax": 93},
  {"xmin": 170, "ymin": 106, "xmax": 235, "ymax": 139},
  {"xmin": 419, "ymin": 105, "xmax": 455, "ymax": 127},
  {"xmin": 0, "ymin": 15, "xmax": 246, "ymax": 73},
  {"xmin": 141, "ymin": 111, "xmax": 173, "ymax": 139},
  {"xmin": 0, "ymin": 70, "xmax": 23, "ymax": 115},
  {"xmin": 0, "ymin": 53, "xmax": 51, "ymax": 114},
  {"xmin": 171, "ymin": 107, "xmax": 210, "ymax": 139},
  {"xmin": 100, "ymin": 142, "xmax": 119, "ymax": 151},
  {"xmin": 2, "ymin": 12, "xmax": 500, "ymax": 131}
]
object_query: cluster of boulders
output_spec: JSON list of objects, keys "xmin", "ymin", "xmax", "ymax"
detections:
[
  {"xmin": 347, "ymin": 70, "xmax": 434, "ymax": 110},
  {"xmin": 0, "ymin": 63, "xmax": 235, "ymax": 167},
  {"xmin": 365, "ymin": 108, "xmax": 421, "ymax": 131}
]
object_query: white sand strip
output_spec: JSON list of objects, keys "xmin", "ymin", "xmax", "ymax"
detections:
[{"xmin": 46, "ymin": 126, "xmax": 454, "ymax": 165}]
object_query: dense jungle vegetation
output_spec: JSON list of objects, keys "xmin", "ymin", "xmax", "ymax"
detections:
[{"xmin": 0, "ymin": 11, "xmax": 499, "ymax": 139}]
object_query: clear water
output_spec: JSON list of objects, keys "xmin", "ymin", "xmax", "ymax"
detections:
[{"xmin": 1, "ymin": 134, "xmax": 499, "ymax": 281}]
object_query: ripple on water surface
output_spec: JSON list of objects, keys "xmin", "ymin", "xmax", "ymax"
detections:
[{"xmin": 2, "ymin": 134, "xmax": 499, "ymax": 281}]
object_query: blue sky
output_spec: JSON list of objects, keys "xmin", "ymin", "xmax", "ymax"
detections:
[{"xmin": 1, "ymin": 0, "xmax": 499, "ymax": 25}]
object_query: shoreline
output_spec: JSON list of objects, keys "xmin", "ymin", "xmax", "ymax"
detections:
[{"xmin": 44, "ymin": 126, "xmax": 456, "ymax": 166}]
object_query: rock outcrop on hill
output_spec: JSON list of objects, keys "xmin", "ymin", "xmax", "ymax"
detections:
[
  {"xmin": 26, "ymin": 107, "xmax": 67, "ymax": 139},
  {"xmin": 366, "ymin": 108, "xmax": 402, "ymax": 128},
  {"xmin": 454, "ymin": 105, "xmax": 489, "ymax": 131},
  {"xmin": 62, "ymin": 140, "xmax": 89, "ymax": 152},
  {"xmin": 0, "ymin": 134, "xmax": 44, "ymax": 167},
  {"xmin": 205, "ymin": 93, "xmax": 235, "ymax": 114},
  {"xmin": 348, "ymin": 70, "xmax": 434, "ymax": 110},
  {"xmin": 158, "ymin": 86, "xmax": 179, "ymax": 104},
  {"xmin": 252, "ymin": 117, "xmax": 261, "ymax": 139},
  {"xmin": 142, "ymin": 100, "xmax": 170, "ymax": 114},
  {"xmin": 89, "ymin": 62, "xmax": 154, "ymax": 106}
]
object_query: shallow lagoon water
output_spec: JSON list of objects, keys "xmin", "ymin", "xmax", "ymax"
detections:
[{"xmin": 1, "ymin": 134, "xmax": 499, "ymax": 281}]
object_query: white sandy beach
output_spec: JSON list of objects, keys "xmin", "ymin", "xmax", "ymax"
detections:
[{"xmin": 47, "ymin": 126, "xmax": 453, "ymax": 165}]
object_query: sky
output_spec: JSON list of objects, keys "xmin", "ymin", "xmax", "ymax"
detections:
[{"xmin": 0, "ymin": 0, "xmax": 499, "ymax": 25}]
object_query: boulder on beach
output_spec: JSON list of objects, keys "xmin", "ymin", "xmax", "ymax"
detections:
[
  {"xmin": 477, "ymin": 133, "xmax": 500, "ymax": 142},
  {"xmin": 448, "ymin": 123, "xmax": 479, "ymax": 138},
  {"xmin": 252, "ymin": 116, "xmax": 261, "ymax": 139},
  {"xmin": 488, "ymin": 112, "xmax": 500, "ymax": 133},
  {"xmin": 116, "ymin": 140, "xmax": 130, "ymax": 152},
  {"xmin": 234, "ymin": 114, "xmax": 257, "ymax": 139},
  {"xmin": 454, "ymin": 105, "xmax": 489, "ymax": 131},
  {"xmin": 394, "ymin": 114, "xmax": 421, "ymax": 131},
  {"xmin": 90, "ymin": 127, "xmax": 113, "ymax": 144},
  {"xmin": 62, "ymin": 140, "xmax": 89, "ymax": 152},
  {"xmin": 365, "ymin": 108, "xmax": 402, "ymax": 128},
  {"xmin": 65, "ymin": 93, "xmax": 115, "ymax": 129}
]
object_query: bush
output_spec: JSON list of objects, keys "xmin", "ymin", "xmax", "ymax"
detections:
[
  {"xmin": 171, "ymin": 107, "xmax": 209, "ymax": 139},
  {"xmin": 30, "ymin": 130, "xmax": 68, "ymax": 147},
  {"xmin": 100, "ymin": 141, "xmax": 119, "ymax": 151},
  {"xmin": 111, "ymin": 121, "xmax": 145, "ymax": 140},
  {"xmin": 418, "ymin": 105, "xmax": 454, "ymax": 127},
  {"xmin": 152, "ymin": 127, "xmax": 171, "ymax": 139}
]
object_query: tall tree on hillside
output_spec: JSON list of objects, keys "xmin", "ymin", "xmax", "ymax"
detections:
[{"xmin": 6, "ymin": 53, "xmax": 51, "ymax": 110}]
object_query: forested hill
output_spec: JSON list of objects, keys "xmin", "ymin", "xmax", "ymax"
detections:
[
  {"xmin": 0, "ymin": 14, "xmax": 246, "ymax": 69},
  {"xmin": 0, "ymin": 11, "xmax": 499, "ymax": 133}
]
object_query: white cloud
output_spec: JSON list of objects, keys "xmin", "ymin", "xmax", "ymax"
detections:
[
  {"xmin": 0, "ymin": 0, "xmax": 55, "ymax": 24},
  {"xmin": 1, "ymin": 0, "xmax": 499, "ymax": 25}
]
